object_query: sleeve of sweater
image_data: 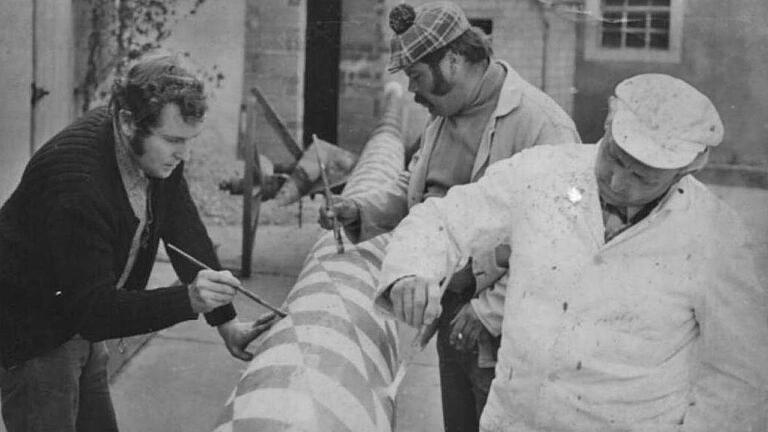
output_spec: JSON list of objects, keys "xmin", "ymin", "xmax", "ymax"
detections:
[
  {"xmin": 45, "ymin": 190, "xmax": 199, "ymax": 342},
  {"xmin": 346, "ymin": 167, "xmax": 411, "ymax": 243},
  {"xmin": 160, "ymin": 171, "xmax": 237, "ymax": 327}
]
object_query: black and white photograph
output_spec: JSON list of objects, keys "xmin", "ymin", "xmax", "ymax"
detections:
[{"xmin": 0, "ymin": 1, "xmax": 766, "ymax": 431}]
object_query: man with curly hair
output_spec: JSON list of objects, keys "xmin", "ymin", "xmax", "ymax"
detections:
[{"xmin": 0, "ymin": 55, "xmax": 274, "ymax": 432}]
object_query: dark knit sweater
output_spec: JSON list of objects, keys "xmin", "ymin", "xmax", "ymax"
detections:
[{"xmin": 0, "ymin": 107, "xmax": 236, "ymax": 368}]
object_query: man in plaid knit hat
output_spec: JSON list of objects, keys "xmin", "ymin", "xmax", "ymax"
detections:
[{"xmin": 319, "ymin": 2, "xmax": 581, "ymax": 430}]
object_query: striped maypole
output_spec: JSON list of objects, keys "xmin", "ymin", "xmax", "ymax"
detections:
[{"xmin": 212, "ymin": 82, "xmax": 406, "ymax": 432}]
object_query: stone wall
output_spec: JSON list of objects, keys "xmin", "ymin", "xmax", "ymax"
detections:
[
  {"xmin": 337, "ymin": 0, "xmax": 388, "ymax": 154},
  {"xmin": 242, "ymin": 0, "xmax": 306, "ymax": 167},
  {"xmin": 0, "ymin": 1, "xmax": 33, "ymax": 203}
]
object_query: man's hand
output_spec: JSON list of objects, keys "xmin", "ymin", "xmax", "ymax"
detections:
[
  {"xmin": 449, "ymin": 303, "xmax": 486, "ymax": 352},
  {"xmin": 318, "ymin": 195, "xmax": 360, "ymax": 229},
  {"xmin": 188, "ymin": 269, "xmax": 240, "ymax": 314},
  {"xmin": 389, "ymin": 275, "xmax": 442, "ymax": 327},
  {"xmin": 217, "ymin": 314, "xmax": 282, "ymax": 361}
]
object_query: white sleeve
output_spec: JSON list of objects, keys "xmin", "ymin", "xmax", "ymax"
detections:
[
  {"xmin": 346, "ymin": 168, "xmax": 410, "ymax": 243},
  {"xmin": 682, "ymin": 221, "xmax": 768, "ymax": 431},
  {"xmin": 374, "ymin": 156, "xmax": 526, "ymax": 316}
]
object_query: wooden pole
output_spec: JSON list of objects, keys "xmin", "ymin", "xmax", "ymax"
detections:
[
  {"xmin": 240, "ymin": 95, "xmax": 265, "ymax": 278},
  {"xmin": 251, "ymin": 85, "xmax": 304, "ymax": 159}
]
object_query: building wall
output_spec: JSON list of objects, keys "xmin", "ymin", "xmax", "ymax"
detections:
[
  {"xmin": 33, "ymin": 0, "xmax": 77, "ymax": 150},
  {"xmin": 458, "ymin": 0, "xmax": 577, "ymax": 113},
  {"xmin": 164, "ymin": 0, "xmax": 247, "ymax": 153},
  {"xmin": 0, "ymin": 0, "xmax": 79, "ymax": 203},
  {"xmin": 338, "ymin": 0, "xmax": 388, "ymax": 154},
  {"xmin": 242, "ymin": 0, "xmax": 305, "ymax": 166},
  {"xmin": 0, "ymin": 1, "xmax": 34, "ymax": 203},
  {"xmin": 160, "ymin": 0, "xmax": 250, "ymax": 225},
  {"xmin": 573, "ymin": 0, "xmax": 768, "ymax": 167}
]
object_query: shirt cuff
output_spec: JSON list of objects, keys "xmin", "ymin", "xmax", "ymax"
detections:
[{"xmin": 204, "ymin": 303, "xmax": 237, "ymax": 327}]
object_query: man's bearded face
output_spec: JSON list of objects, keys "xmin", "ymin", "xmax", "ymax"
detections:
[{"xmin": 405, "ymin": 58, "xmax": 455, "ymax": 116}]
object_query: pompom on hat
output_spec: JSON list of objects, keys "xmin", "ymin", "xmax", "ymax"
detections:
[
  {"xmin": 610, "ymin": 74, "xmax": 724, "ymax": 169},
  {"xmin": 387, "ymin": 2, "xmax": 471, "ymax": 73}
]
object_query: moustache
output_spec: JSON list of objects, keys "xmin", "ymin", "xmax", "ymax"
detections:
[{"xmin": 414, "ymin": 94, "xmax": 430, "ymax": 107}]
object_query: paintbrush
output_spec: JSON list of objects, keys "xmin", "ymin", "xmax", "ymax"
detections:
[
  {"xmin": 313, "ymin": 135, "xmax": 345, "ymax": 254},
  {"xmin": 383, "ymin": 271, "xmax": 455, "ymax": 400},
  {"xmin": 166, "ymin": 243, "xmax": 287, "ymax": 318}
]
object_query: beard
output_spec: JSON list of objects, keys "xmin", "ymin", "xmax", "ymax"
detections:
[
  {"xmin": 128, "ymin": 129, "xmax": 148, "ymax": 155},
  {"xmin": 414, "ymin": 93, "xmax": 431, "ymax": 108},
  {"xmin": 414, "ymin": 63, "xmax": 454, "ymax": 111}
]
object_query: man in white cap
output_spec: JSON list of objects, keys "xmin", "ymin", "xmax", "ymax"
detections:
[
  {"xmin": 375, "ymin": 73, "xmax": 768, "ymax": 431},
  {"xmin": 318, "ymin": 2, "xmax": 580, "ymax": 431}
]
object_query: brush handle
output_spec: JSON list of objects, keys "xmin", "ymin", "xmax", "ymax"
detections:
[{"xmin": 166, "ymin": 243, "xmax": 287, "ymax": 318}]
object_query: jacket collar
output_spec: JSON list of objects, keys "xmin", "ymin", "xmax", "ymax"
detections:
[
  {"xmin": 468, "ymin": 60, "xmax": 523, "ymax": 179},
  {"xmin": 491, "ymin": 60, "xmax": 524, "ymax": 119},
  {"xmin": 407, "ymin": 60, "xmax": 527, "ymax": 206},
  {"xmin": 590, "ymin": 140, "xmax": 694, "ymax": 247}
]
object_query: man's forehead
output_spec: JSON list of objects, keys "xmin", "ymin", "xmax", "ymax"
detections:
[
  {"xmin": 158, "ymin": 103, "xmax": 202, "ymax": 123},
  {"xmin": 608, "ymin": 134, "xmax": 678, "ymax": 177},
  {"xmin": 152, "ymin": 104, "xmax": 203, "ymax": 135}
]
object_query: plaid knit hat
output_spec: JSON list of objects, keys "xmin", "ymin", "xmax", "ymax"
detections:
[
  {"xmin": 611, "ymin": 74, "xmax": 724, "ymax": 169},
  {"xmin": 387, "ymin": 2, "xmax": 471, "ymax": 73}
]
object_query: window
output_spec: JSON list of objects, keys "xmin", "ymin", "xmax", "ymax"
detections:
[{"xmin": 584, "ymin": 0, "xmax": 685, "ymax": 63}]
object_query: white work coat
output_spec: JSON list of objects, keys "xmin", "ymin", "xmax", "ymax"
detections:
[{"xmin": 377, "ymin": 144, "xmax": 768, "ymax": 431}]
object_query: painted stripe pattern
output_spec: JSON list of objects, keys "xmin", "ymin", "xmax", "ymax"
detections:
[{"xmin": 212, "ymin": 83, "xmax": 405, "ymax": 432}]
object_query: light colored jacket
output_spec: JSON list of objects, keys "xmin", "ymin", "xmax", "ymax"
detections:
[
  {"xmin": 348, "ymin": 60, "xmax": 579, "ymax": 338},
  {"xmin": 349, "ymin": 60, "xmax": 579, "ymax": 244},
  {"xmin": 377, "ymin": 144, "xmax": 768, "ymax": 431}
]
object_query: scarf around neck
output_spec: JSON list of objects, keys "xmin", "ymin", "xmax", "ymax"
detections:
[{"xmin": 424, "ymin": 60, "xmax": 506, "ymax": 199}]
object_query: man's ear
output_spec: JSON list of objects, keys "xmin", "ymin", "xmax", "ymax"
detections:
[
  {"xmin": 441, "ymin": 50, "xmax": 461, "ymax": 81},
  {"xmin": 679, "ymin": 149, "xmax": 709, "ymax": 177},
  {"xmin": 117, "ymin": 109, "xmax": 137, "ymax": 139},
  {"xmin": 446, "ymin": 50, "xmax": 460, "ymax": 71}
]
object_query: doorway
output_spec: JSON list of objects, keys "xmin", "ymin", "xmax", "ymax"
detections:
[{"xmin": 302, "ymin": 0, "xmax": 342, "ymax": 148}]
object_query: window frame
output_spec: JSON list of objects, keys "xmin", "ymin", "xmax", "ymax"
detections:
[{"xmin": 583, "ymin": 0, "xmax": 685, "ymax": 63}]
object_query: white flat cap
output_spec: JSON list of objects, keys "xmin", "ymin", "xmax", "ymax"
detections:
[{"xmin": 611, "ymin": 74, "xmax": 724, "ymax": 169}]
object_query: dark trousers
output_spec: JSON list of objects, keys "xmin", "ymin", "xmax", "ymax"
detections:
[
  {"xmin": 0, "ymin": 336, "xmax": 118, "ymax": 432},
  {"xmin": 437, "ymin": 290, "xmax": 497, "ymax": 432}
]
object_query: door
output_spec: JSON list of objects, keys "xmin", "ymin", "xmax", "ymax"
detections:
[
  {"xmin": 0, "ymin": 0, "xmax": 34, "ymax": 204},
  {"xmin": 32, "ymin": 0, "xmax": 77, "ymax": 150},
  {"xmin": 303, "ymin": 0, "xmax": 342, "ymax": 147}
]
